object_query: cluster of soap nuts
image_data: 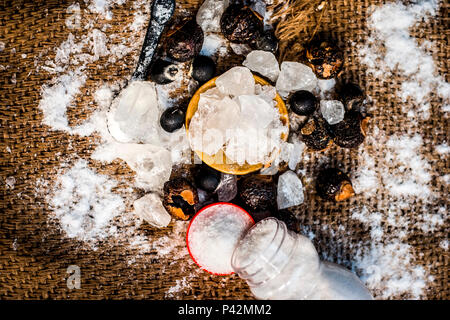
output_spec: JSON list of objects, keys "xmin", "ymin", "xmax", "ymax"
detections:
[{"xmin": 158, "ymin": 4, "xmax": 366, "ymax": 225}]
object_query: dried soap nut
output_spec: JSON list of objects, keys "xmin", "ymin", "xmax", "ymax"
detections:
[
  {"xmin": 250, "ymin": 29, "xmax": 279, "ymax": 53},
  {"xmin": 300, "ymin": 116, "xmax": 333, "ymax": 151},
  {"xmin": 166, "ymin": 19, "xmax": 204, "ymax": 62},
  {"xmin": 316, "ymin": 168, "xmax": 355, "ymax": 202},
  {"xmin": 163, "ymin": 178, "xmax": 199, "ymax": 220},
  {"xmin": 337, "ymin": 82, "xmax": 366, "ymax": 111},
  {"xmin": 220, "ymin": 5, "xmax": 263, "ymax": 44},
  {"xmin": 329, "ymin": 111, "xmax": 369, "ymax": 149},
  {"xmin": 305, "ymin": 40, "xmax": 344, "ymax": 79},
  {"xmin": 239, "ymin": 175, "xmax": 276, "ymax": 212}
]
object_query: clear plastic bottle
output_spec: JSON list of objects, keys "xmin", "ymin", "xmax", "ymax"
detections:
[{"xmin": 231, "ymin": 217, "xmax": 373, "ymax": 300}]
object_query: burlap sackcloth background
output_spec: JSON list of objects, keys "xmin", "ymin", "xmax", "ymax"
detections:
[{"xmin": 0, "ymin": 0, "xmax": 448, "ymax": 299}]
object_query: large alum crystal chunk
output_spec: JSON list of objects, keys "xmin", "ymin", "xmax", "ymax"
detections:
[
  {"xmin": 276, "ymin": 62, "xmax": 318, "ymax": 98},
  {"xmin": 320, "ymin": 100, "xmax": 345, "ymax": 125},
  {"xmin": 277, "ymin": 170, "xmax": 304, "ymax": 209},
  {"xmin": 118, "ymin": 144, "xmax": 172, "ymax": 192},
  {"xmin": 107, "ymin": 81, "xmax": 160, "ymax": 144},
  {"xmin": 243, "ymin": 50, "xmax": 280, "ymax": 82},
  {"xmin": 133, "ymin": 193, "xmax": 171, "ymax": 228},
  {"xmin": 196, "ymin": 0, "xmax": 229, "ymax": 33},
  {"xmin": 215, "ymin": 66, "xmax": 255, "ymax": 96}
]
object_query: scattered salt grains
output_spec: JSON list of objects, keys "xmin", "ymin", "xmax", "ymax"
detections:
[
  {"xmin": 435, "ymin": 143, "xmax": 450, "ymax": 155},
  {"xmin": 65, "ymin": 3, "xmax": 81, "ymax": 30},
  {"xmin": 48, "ymin": 159, "xmax": 125, "ymax": 242},
  {"xmin": 439, "ymin": 240, "xmax": 448, "ymax": 251},
  {"xmin": 358, "ymin": 0, "xmax": 450, "ymax": 119}
]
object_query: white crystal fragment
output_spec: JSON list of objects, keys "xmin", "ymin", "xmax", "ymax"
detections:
[
  {"xmin": 255, "ymin": 84, "xmax": 277, "ymax": 106},
  {"xmin": 277, "ymin": 170, "xmax": 304, "ymax": 209},
  {"xmin": 189, "ymin": 96, "xmax": 241, "ymax": 155},
  {"xmin": 320, "ymin": 100, "xmax": 345, "ymax": 125},
  {"xmin": 133, "ymin": 193, "xmax": 171, "ymax": 228},
  {"xmin": 288, "ymin": 141, "xmax": 305, "ymax": 170},
  {"xmin": 243, "ymin": 50, "xmax": 280, "ymax": 82},
  {"xmin": 216, "ymin": 173, "xmax": 238, "ymax": 202},
  {"xmin": 230, "ymin": 43, "xmax": 252, "ymax": 56},
  {"xmin": 276, "ymin": 62, "xmax": 318, "ymax": 98},
  {"xmin": 196, "ymin": 0, "xmax": 229, "ymax": 33},
  {"xmin": 200, "ymin": 34, "xmax": 228, "ymax": 57},
  {"xmin": 118, "ymin": 144, "xmax": 172, "ymax": 192},
  {"xmin": 317, "ymin": 78, "xmax": 336, "ymax": 99},
  {"xmin": 107, "ymin": 81, "xmax": 161, "ymax": 144},
  {"xmin": 235, "ymin": 95, "xmax": 275, "ymax": 128},
  {"xmin": 215, "ymin": 66, "xmax": 255, "ymax": 96}
]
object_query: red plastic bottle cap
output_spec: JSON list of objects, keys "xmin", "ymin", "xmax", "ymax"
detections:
[{"xmin": 186, "ymin": 202, "xmax": 255, "ymax": 276}]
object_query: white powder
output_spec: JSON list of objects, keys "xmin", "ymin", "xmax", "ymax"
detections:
[
  {"xmin": 435, "ymin": 143, "xmax": 450, "ymax": 155},
  {"xmin": 187, "ymin": 204, "xmax": 254, "ymax": 275},
  {"xmin": 349, "ymin": 127, "xmax": 447, "ymax": 298},
  {"xmin": 353, "ymin": 238, "xmax": 429, "ymax": 300},
  {"xmin": 384, "ymin": 134, "xmax": 432, "ymax": 199},
  {"xmin": 47, "ymin": 159, "xmax": 125, "ymax": 242},
  {"xmin": 358, "ymin": 0, "xmax": 450, "ymax": 119}
]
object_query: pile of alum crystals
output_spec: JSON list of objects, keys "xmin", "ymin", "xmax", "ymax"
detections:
[{"xmin": 188, "ymin": 66, "xmax": 287, "ymax": 166}]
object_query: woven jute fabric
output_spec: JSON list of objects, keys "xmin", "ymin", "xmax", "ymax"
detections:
[{"xmin": 0, "ymin": 0, "xmax": 448, "ymax": 299}]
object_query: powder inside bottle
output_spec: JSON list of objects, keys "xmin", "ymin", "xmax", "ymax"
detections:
[{"xmin": 187, "ymin": 203, "xmax": 254, "ymax": 275}]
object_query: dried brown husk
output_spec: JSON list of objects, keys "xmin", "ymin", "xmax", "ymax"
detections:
[{"xmin": 268, "ymin": 0, "xmax": 327, "ymax": 61}]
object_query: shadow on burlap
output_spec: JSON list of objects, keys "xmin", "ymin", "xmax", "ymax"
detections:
[{"xmin": 0, "ymin": 0, "xmax": 448, "ymax": 299}]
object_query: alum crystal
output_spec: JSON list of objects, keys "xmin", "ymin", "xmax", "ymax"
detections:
[
  {"xmin": 276, "ymin": 62, "xmax": 318, "ymax": 98},
  {"xmin": 243, "ymin": 50, "xmax": 280, "ymax": 82},
  {"xmin": 320, "ymin": 100, "xmax": 345, "ymax": 125},
  {"xmin": 277, "ymin": 170, "xmax": 304, "ymax": 209},
  {"xmin": 196, "ymin": 0, "xmax": 229, "ymax": 33},
  {"xmin": 215, "ymin": 66, "xmax": 255, "ymax": 96},
  {"xmin": 107, "ymin": 81, "xmax": 161, "ymax": 144},
  {"xmin": 133, "ymin": 193, "xmax": 171, "ymax": 228}
]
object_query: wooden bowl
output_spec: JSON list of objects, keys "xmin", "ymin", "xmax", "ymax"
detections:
[{"xmin": 185, "ymin": 75, "xmax": 289, "ymax": 175}]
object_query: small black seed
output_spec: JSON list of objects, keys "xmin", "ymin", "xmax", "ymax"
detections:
[
  {"xmin": 192, "ymin": 55, "xmax": 216, "ymax": 83},
  {"xmin": 160, "ymin": 107, "xmax": 185, "ymax": 132},
  {"xmin": 289, "ymin": 91, "xmax": 318, "ymax": 116},
  {"xmin": 195, "ymin": 165, "xmax": 221, "ymax": 192}
]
